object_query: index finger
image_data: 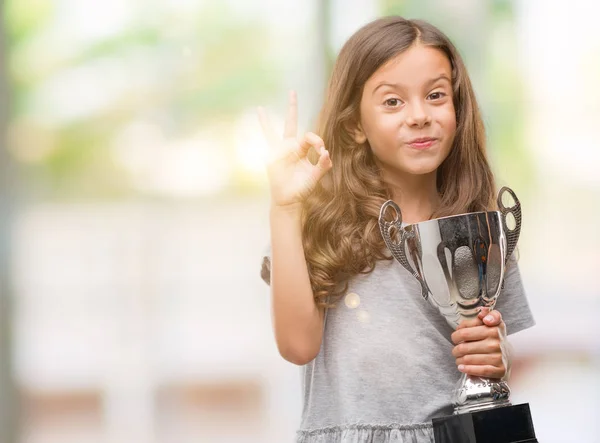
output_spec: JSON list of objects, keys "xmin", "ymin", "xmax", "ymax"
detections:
[
  {"xmin": 451, "ymin": 324, "xmax": 496, "ymax": 345},
  {"xmin": 456, "ymin": 307, "xmax": 491, "ymax": 330},
  {"xmin": 456, "ymin": 316, "xmax": 485, "ymax": 330},
  {"xmin": 283, "ymin": 90, "xmax": 298, "ymax": 139}
]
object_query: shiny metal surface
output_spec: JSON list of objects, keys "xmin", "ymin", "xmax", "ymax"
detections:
[
  {"xmin": 378, "ymin": 187, "xmax": 522, "ymax": 414},
  {"xmin": 453, "ymin": 373, "xmax": 511, "ymax": 414}
]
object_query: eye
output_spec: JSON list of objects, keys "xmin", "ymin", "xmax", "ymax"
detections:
[
  {"xmin": 384, "ymin": 98, "xmax": 403, "ymax": 107},
  {"xmin": 428, "ymin": 91, "xmax": 446, "ymax": 100}
]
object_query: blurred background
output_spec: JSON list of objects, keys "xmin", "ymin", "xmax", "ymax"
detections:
[{"xmin": 0, "ymin": 0, "xmax": 598, "ymax": 442}]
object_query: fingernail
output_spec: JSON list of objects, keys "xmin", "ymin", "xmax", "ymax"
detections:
[
  {"xmin": 484, "ymin": 315, "xmax": 494, "ymax": 322},
  {"xmin": 458, "ymin": 365, "xmax": 465, "ymax": 372}
]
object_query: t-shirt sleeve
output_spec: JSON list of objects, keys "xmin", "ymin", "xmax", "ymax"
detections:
[
  {"xmin": 260, "ymin": 243, "xmax": 272, "ymax": 286},
  {"xmin": 494, "ymin": 256, "xmax": 535, "ymax": 335}
]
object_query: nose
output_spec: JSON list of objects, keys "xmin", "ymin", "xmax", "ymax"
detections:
[{"xmin": 405, "ymin": 101, "xmax": 431, "ymax": 128}]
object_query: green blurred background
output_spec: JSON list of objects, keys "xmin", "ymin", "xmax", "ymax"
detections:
[{"xmin": 0, "ymin": 0, "xmax": 598, "ymax": 442}]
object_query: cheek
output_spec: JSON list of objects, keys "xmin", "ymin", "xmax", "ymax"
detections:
[
  {"xmin": 448, "ymin": 111, "xmax": 457, "ymax": 132},
  {"xmin": 365, "ymin": 113, "xmax": 398, "ymax": 140},
  {"xmin": 434, "ymin": 106, "xmax": 457, "ymax": 136}
]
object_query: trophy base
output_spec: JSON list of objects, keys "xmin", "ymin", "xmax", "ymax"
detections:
[{"xmin": 432, "ymin": 403, "xmax": 537, "ymax": 443}]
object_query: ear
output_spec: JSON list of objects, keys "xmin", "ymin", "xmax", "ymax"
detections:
[{"xmin": 352, "ymin": 121, "xmax": 367, "ymax": 144}]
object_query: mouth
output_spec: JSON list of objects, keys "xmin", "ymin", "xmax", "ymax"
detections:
[{"xmin": 406, "ymin": 137, "xmax": 438, "ymax": 150}]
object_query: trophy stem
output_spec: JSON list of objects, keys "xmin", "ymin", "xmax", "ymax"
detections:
[{"xmin": 452, "ymin": 373, "xmax": 511, "ymax": 415}]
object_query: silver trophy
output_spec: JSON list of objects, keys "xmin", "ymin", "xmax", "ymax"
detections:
[{"xmin": 378, "ymin": 187, "xmax": 522, "ymax": 415}]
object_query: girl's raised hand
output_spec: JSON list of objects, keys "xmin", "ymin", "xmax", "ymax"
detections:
[{"xmin": 257, "ymin": 90, "xmax": 332, "ymax": 209}]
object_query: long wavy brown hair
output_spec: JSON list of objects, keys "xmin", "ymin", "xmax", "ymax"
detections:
[{"xmin": 294, "ymin": 17, "xmax": 496, "ymax": 307}]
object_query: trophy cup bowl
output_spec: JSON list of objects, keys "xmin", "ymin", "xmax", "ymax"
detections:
[{"xmin": 379, "ymin": 187, "xmax": 537, "ymax": 442}]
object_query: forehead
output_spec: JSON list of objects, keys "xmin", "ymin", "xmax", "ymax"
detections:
[{"xmin": 366, "ymin": 44, "xmax": 452, "ymax": 88}]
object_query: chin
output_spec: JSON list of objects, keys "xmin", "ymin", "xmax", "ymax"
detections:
[
  {"xmin": 401, "ymin": 163, "xmax": 442, "ymax": 176},
  {"xmin": 377, "ymin": 156, "xmax": 444, "ymax": 178}
]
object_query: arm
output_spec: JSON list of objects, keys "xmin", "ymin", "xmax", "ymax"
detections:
[
  {"xmin": 269, "ymin": 205, "xmax": 324, "ymax": 365},
  {"xmin": 258, "ymin": 91, "xmax": 332, "ymax": 365}
]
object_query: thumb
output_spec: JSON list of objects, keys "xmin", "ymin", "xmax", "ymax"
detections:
[{"xmin": 481, "ymin": 309, "xmax": 502, "ymax": 326}]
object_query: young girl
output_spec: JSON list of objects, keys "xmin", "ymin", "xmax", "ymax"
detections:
[{"xmin": 257, "ymin": 16, "xmax": 534, "ymax": 443}]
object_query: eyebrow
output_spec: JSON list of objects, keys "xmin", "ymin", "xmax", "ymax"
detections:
[{"xmin": 372, "ymin": 74, "xmax": 451, "ymax": 96}]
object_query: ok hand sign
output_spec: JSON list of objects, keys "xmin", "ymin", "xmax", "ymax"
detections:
[{"xmin": 257, "ymin": 90, "xmax": 332, "ymax": 209}]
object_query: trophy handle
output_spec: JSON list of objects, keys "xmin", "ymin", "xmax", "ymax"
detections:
[
  {"xmin": 497, "ymin": 187, "xmax": 522, "ymax": 264},
  {"xmin": 379, "ymin": 200, "xmax": 430, "ymax": 299}
]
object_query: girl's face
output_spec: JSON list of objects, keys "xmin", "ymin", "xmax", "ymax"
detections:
[{"xmin": 356, "ymin": 44, "xmax": 456, "ymax": 181}]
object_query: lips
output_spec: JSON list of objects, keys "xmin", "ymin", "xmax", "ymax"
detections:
[{"xmin": 406, "ymin": 137, "xmax": 437, "ymax": 150}]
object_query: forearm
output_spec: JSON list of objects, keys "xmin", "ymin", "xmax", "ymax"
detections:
[{"xmin": 269, "ymin": 205, "xmax": 323, "ymax": 365}]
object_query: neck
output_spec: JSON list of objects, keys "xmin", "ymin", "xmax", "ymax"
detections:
[{"xmin": 385, "ymin": 171, "xmax": 440, "ymax": 224}]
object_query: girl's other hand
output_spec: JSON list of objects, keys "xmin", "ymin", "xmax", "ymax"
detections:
[
  {"xmin": 257, "ymin": 90, "xmax": 333, "ymax": 209},
  {"xmin": 450, "ymin": 309, "xmax": 511, "ymax": 379}
]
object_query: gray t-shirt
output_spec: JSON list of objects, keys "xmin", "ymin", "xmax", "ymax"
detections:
[{"xmin": 261, "ymin": 254, "xmax": 535, "ymax": 443}]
